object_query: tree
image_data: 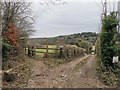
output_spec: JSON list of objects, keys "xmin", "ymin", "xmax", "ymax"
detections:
[
  {"xmin": 100, "ymin": 11, "xmax": 119, "ymax": 68},
  {"xmin": 3, "ymin": 23, "xmax": 19, "ymax": 46},
  {"xmin": 2, "ymin": 2, "xmax": 34, "ymax": 42},
  {"xmin": 95, "ymin": 1, "xmax": 120, "ymax": 86},
  {"xmin": 2, "ymin": 2, "xmax": 34, "ymax": 60}
]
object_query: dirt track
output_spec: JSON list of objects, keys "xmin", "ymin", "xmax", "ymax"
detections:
[{"xmin": 27, "ymin": 55, "xmax": 108, "ymax": 88}]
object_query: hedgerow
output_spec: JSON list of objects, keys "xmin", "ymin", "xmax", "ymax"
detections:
[{"xmin": 96, "ymin": 12, "xmax": 120, "ymax": 86}]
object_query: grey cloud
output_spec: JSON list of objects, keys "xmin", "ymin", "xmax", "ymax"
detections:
[{"xmin": 31, "ymin": 2, "xmax": 101, "ymax": 38}]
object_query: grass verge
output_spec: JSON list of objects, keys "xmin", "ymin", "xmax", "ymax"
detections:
[{"xmin": 96, "ymin": 56, "xmax": 120, "ymax": 87}]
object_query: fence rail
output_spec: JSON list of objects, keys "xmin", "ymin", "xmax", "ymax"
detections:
[{"xmin": 36, "ymin": 48, "xmax": 59, "ymax": 50}]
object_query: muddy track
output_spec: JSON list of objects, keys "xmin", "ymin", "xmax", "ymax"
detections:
[{"xmin": 27, "ymin": 55, "xmax": 108, "ymax": 88}]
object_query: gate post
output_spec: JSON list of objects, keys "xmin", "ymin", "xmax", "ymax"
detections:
[{"xmin": 32, "ymin": 46, "xmax": 36, "ymax": 57}]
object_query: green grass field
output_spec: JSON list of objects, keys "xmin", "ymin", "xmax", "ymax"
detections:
[
  {"xmin": 35, "ymin": 49, "xmax": 56, "ymax": 54},
  {"xmin": 26, "ymin": 45, "xmax": 58, "ymax": 53},
  {"xmin": 35, "ymin": 45, "xmax": 58, "ymax": 54}
]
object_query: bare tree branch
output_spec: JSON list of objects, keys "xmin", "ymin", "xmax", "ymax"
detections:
[
  {"xmin": 40, "ymin": 0, "xmax": 67, "ymax": 10},
  {"xmin": 2, "ymin": 1, "xmax": 34, "ymax": 41}
]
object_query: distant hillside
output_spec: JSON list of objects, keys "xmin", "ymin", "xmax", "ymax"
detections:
[{"xmin": 27, "ymin": 32, "xmax": 98, "ymax": 46}]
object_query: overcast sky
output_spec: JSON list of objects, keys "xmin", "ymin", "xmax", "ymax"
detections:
[{"xmin": 31, "ymin": 1, "xmax": 119, "ymax": 38}]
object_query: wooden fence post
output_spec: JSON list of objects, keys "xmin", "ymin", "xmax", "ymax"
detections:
[
  {"xmin": 28, "ymin": 45, "xmax": 31, "ymax": 57},
  {"xmin": 59, "ymin": 46, "xmax": 64, "ymax": 58},
  {"xmin": 25, "ymin": 47, "xmax": 26, "ymax": 54},
  {"xmin": 31, "ymin": 46, "xmax": 33, "ymax": 57},
  {"xmin": 56, "ymin": 46, "xmax": 59, "ymax": 57},
  {"xmin": 46, "ymin": 40, "xmax": 48, "ymax": 58},
  {"xmin": 66, "ymin": 48, "xmax": 69, "ymax": 58},
  {"xmin": 74, "ymin": 49, "xmax": 76, "ymax": 56},
  {"xmin": 69, "ymin": 49, "xmax": 71, "ymax": 58},
  {"xmin": 34, "ymin": 47, "xmax": 36, "ymax": 57}
]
